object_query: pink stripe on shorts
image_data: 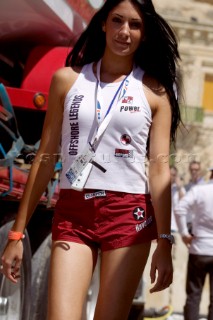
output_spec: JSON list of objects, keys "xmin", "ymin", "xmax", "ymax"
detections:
[{"xmin": 52, "ymin": 189, "xmax": 157, "ymax": 251}]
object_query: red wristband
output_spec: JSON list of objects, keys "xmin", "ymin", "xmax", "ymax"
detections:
[{"xmin": 8, "ymin": 230, "xmax": 25, "ymax": 240}]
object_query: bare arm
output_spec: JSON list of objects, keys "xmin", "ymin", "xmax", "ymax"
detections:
[
  {"xmin": 13, "ymin": 68, "xmax": 74, "ymax": 231},
  {"xmin": 1, "ymin": 67, "xmax": 77, "ymax": 282},
  {"xmin": 144, "ymin": 80, "xmax": 173, "ymax": 293}
]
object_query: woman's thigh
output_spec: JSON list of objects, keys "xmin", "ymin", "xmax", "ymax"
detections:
[
  {"xmin": 94, "ymin": 242, "xmax": 151, "ymax": 320},
  {"xmin": 47, "ymin": 241, "xmax": 98, "ymax": 320}
]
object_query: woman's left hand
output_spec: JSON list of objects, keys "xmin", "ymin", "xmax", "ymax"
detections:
[{"xmin": 149, "ymin": 241, "xmax": 173, "ymax": 293}]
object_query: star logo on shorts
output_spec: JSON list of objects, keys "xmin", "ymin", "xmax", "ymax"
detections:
[{"xmin": 133, "ymin": 207, "xmax": 145, "ymax": 221}]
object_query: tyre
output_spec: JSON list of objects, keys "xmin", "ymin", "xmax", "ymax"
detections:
[
  {"xmin": 0, "ymin": 220, "xmax": 31, "ymax": 320},
  {"xmin": 31, "ymin": 233, "xmax": 52, "ymax": 320}
]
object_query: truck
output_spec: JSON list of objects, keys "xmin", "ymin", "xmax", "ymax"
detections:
[{"xmin": 0, "ymin": 1, "xmax": 145, "ymax": 319}]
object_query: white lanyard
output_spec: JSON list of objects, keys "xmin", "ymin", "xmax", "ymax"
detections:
[
  {"xmin": 66, "ymin": 61, "xmax": 134, "ymax": 189},
  {"xmin": 91, "ymin": 59, "xmax": 133, "ymax": 149}
]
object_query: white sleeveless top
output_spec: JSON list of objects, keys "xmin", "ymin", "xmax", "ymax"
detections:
[{"xmin": 59, "ymin": 62, "xmax": 152, "ymax": 193}]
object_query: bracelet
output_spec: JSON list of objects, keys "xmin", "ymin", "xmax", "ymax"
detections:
[
  {"xmin": 159, "ymin": 233, "xmax": 175, "ymax": 245},
  {"xmin": 8, "ymin": 230, "xmax": 25, "ymax": 240}
]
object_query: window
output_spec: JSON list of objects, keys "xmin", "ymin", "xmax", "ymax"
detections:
[{"xmin": 202, "ymin": 74, "xmax": 213, "ymax": 111}]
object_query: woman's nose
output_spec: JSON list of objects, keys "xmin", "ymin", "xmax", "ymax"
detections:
[{"xmin": 119, "ymin": 22, "xmax": 130, "ymax": 37}]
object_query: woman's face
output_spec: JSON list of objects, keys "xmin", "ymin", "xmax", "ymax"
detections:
[{"xmin": 102, "ymin": 0, "xmax": 144, "ymax": 58}]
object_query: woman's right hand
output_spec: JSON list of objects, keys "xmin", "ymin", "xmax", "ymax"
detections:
[{"xmin": 1, "ymin": 240, "xmax": 24, "ymax": 283}]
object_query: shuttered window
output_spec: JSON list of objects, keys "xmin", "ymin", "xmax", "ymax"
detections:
[{"xmin": 202, "ymin": 74, "xmax": 213, "ymax": 111}]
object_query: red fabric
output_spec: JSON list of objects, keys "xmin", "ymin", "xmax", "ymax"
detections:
[
  {"xmin": 0, "ymin": 167, "xmax": 28, "ymax": 184},
  {"xmin": 52, "ymin": 189, "xmax": 157, "ymax": 251},
  {"xmin": 0, "ymin": 167, "xmax": 59, "ymax": 205}
]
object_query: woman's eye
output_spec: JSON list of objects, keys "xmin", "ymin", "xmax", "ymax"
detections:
[
  {"xmin": 130, "ymin": 22, "xmax": 142, "ymax": 29},
  {"xmin": 112, "ymin": 17, "xmax": 122, "ymax": 24}
]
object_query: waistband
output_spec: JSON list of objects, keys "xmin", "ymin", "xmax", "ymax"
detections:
[{"xmin": 59, "ymin": 188, "xmax": 151, "ymax": 200}]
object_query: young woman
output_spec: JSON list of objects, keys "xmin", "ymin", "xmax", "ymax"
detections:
[{"xmin": 1, "ymin": 0, "xmax": 181, "ymax": 319}]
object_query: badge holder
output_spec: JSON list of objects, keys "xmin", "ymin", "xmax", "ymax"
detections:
[
  {"xmin": 65, "ymin": 144, "xmax": 94, "ymax": 191},
  {"xmin": 70, "ymin": 162, "xmax": 93, "ymax": 191}
]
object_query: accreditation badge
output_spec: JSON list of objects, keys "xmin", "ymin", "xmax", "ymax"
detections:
[{"xmin": 65, "ymin": 144, "xmax": 94, "ymax": 190}]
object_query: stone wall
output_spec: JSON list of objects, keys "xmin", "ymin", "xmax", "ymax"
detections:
[
  {"xmin": 176, "ymin": 121, "xmax": 213, "ymax": 181},
  {"xmin": 153, "ymin": 0, "xmax": 213, "ymax": 178}
]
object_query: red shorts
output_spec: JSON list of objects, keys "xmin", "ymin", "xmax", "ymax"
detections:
[{"xmin": 52, "ymin": 189, "xmax": 157, "ymax": 251}]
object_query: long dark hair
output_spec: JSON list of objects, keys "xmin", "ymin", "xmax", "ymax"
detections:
[{"xmin": 66, "ymin": 0, "xmax": 182, "ymax": 144}]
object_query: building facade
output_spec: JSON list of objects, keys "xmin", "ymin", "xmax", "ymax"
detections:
[{"xmin": 154, "ymin": 0, "xmax": 213, "ymax": 181}]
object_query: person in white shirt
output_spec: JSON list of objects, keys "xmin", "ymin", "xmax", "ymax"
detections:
[
  {"xmin": 175, "ymin": 180, "xmax": 213, "ymax": 320},
  {"xmin": 184, "ymin": 160, "xmax": 205, "ymax": 235}
]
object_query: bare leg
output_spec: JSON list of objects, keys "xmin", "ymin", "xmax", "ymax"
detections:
[
  {"xmin": 94, "ymin": 242, "xmax": 151, "ymax": 320},
  {"xmin": 47, "ymin": 241, "xmax": 98, "ymax": 320}
]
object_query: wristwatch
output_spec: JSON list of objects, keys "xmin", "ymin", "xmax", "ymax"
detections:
[{"xmin": 159, "ymin": 234, "xmax": 175, "ymax": 245}]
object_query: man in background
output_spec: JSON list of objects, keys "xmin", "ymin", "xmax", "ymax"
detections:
[
  {"xmin": 185, "ymin": 160, "xmax": 204, "ymax": 192},
  {"xmin": 175, "ymin": 174, "xmax": 213, "ymax": 320},
  {"xmin": 184, "ymin": 160, "xmax": 204, "ymax": 234}
]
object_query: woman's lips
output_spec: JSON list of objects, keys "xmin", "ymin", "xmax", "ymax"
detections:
[{"xmin": 115, "ymin": 40, "xmax": 130, "ymax": 47}]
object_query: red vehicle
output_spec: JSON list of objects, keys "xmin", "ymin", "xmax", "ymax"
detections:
[{"xmin": 0, "ymin": 1, "xmax": 145, "ymax": 319}]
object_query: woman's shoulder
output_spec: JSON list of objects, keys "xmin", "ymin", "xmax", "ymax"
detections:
[
  {"xmin": 142, "ymin": 73, "xmax": 168, "ymax": 114},
  {"xmin": 143, "ymin": 73, "xmax": 166, "ymax": 97},
  {"xmin": 50, "ymin": 66, "xmax": 82, "ymax": 99},
  {"xmin": 52, "ymin": 66, "xmax": 81, "ymax": 85}
]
